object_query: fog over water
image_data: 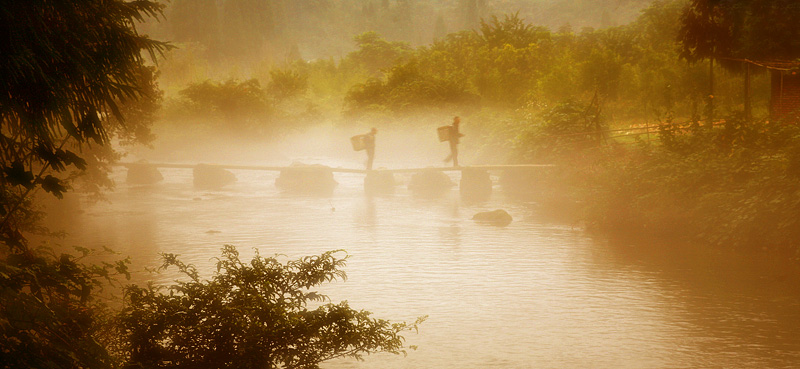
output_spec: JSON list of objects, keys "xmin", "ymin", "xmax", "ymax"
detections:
[
  {"xmin": 41, "ymin": 129, "xmax": 800, "ymax": 369},
  {"xmin": 8, "ymin": 0, "xmax": 800, "ymax": 368}
]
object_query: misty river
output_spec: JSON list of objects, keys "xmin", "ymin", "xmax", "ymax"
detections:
[{"xmin": 44, "ymin": 158, "xmax": 800, "ymax": 369}]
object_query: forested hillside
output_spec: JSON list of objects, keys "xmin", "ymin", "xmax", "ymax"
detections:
[{"xmin": 139, "ymin": 0, "xmax": 654, "ymax": 62}]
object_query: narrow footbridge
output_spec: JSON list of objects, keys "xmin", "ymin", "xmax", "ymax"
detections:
[
  {"xmin": 120, "ymin": 162, "xmax": 554, "ymax": 173},
  {"xmin": 121, "ymin": 162, "xmax": 554, "ymax": 197}
]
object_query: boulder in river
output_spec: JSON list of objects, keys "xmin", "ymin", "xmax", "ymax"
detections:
[
  {"xmin": 408, "ymin": 169, "xmax": 454, "ymax": 197},
  {"xmin": 275, "ymin": 163, "xmax": 338, "ymax": 195},
  {"xmin": 193, "ymin": 164, "xmax": 236, "ymax": 190},
  {"xmin": 472, "ymin": 209, "xmax": 512, "ymax": 226},
  {"xmin": 126, "ymin": 162, "xmax": 163, "ymax": 185}
]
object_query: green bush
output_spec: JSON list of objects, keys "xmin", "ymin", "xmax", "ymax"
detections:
[
  {"xmin": 268, "ymin": 67, "xmax": 309, "ymax": 100},
  {"xmin": 345, "ymin": 61, "xmax": 478, "ymax": 114},
  {"xmin": 119, "ymin": 245, "xmax": 424, "ymax": 369},
  {"xmin": 512, "ymin": 98, "xmax": 606, "ymax": 162}
]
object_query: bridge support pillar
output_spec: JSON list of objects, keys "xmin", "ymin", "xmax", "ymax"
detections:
[
  {"xmin": 194, "ymin": 164, "xmax": 236, "ymax": 190},
  {"xmin": 126, "ymin": 163, "xmax": 163, "ymax": 185},
  {"xmin": 275, "ymin": 164, "xmax": 338, "ymax": 195},
  {"xmin": 409, "ymin": 169, "xmax": 454, "ymax": 197}
]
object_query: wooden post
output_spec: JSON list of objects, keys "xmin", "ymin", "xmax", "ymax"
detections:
[
  {"xmin": 744, "ymin": 62, "xmax": 751, "ymax": 123},
  {"xmin": 708, "ymin": 58, "xmax": 715, "ymax": 128}
]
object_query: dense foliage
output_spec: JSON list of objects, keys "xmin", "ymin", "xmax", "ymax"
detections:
[
  {"xmin": 0, "ymin": 247, "xmax": 131, "ymax": 369},
  {"xmin": 120, "ymin": 246, "xmax": 423, "ymax": 369},
  {"xmin": 1, "ymin": 0, "xmax": 169, "ymax": 242},
  {"xmin": 583, "ymin": 114, "xmax": 800, "ymax": 251},
  {"xmin": 339, "ymin": 3, "xmax": 725, "ymax": 120},
  {"xmin": 679, "ymin": 0, "xmax": 800, "ymax": 63},
  {"xmin": 0, "ymin": 1, "xmax": 168, "ymax": 368}
]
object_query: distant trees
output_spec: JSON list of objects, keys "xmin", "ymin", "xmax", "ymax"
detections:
[
  {"xmin": 345, "ymin": 31, "xmax": 414, "ymax": 75},
  {"xmin": 179, "ymin": 79, "xmax": 268, "ymax": 120},
  {"xmin": 339, "ymin": 2, "xmax": 754, "ymax": 120}
]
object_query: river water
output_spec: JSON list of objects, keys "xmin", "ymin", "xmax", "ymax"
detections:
[{"xmin": 44, "ymin": 160, "xmax": 800, "ymax": 369}]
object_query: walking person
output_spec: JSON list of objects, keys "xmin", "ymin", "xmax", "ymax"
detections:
[
  {"xmin": 443, "ymin": 116, "xmax": 464, "ymax": 167},
  {"xmin": 363, "ymin": 127, "xmax": 377, "ymax": 170}
]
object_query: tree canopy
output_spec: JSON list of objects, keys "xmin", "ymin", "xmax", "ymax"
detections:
[
  {"xmin": 678, "ymin": 0, "xmax": 800, "ymax": 63},
  {"xmin": 1, "ymin": 0, "xmax": 170, "ymax": 249},
  {"xmin": 1, "ymin": 2, "xmax": 167, "ymax": 368}
]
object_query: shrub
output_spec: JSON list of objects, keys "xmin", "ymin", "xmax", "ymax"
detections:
[{"xmin": 118, "ymin": 245, "xmax": 424, "ymax": 369}]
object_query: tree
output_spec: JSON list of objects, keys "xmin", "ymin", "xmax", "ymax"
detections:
[
  {"xmin": 677, "ymin": 0, "xmax": 737, "ymax": 63},
  {"xmin": 119, "ymin": 245, "xmax": 424, "ymax": 369},
  {"xmin": 679, "ymin": 0, "xmax": 800, "ymax": 63},
  {"xmin": 678, "ymin": 0, "xmax": 800, "ymax": 122},
  {"xmin": 178, "ymin": 79, "xmax": 269, "ymax": 121},
  {"xmin": 1, "ymin": 0, "xmax": 169, "ymax": 248},
  {"xmin": 0, "ymin": 1, "xmax": 168, "ymax": 367},
  {"xmin": 344, "ymin": 32, "xmax": 413, "ymax": 75}
]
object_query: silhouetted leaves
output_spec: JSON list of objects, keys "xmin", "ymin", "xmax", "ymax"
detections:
[
  {"xmin": 2, "ymin": 162, "xmax": 34, "ymax": 189},
  {"xmin": 679, "ymin": 0, "xmax": 800, "ymax": 64},
  {"xmin": 1, "ymin": 2, "xmax": 168, "ymax": 368},
  {"xmin": 38, "ymin": 175, "xmax": 67, "ymax": 199},
  {"xmin": 120, "ymin": 245, "xmax": 424, "ymax": 369}
]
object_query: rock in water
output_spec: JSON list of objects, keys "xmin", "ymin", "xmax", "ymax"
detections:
[
  {"xmin": 472, "ymin": 209, "xmax": 512, "ymax": 226},
  {"xmin": 275, "ymin": 163, "xmax": 338, "ymax": 195},
  {"xmin": 193, "ymin": 164, "xmax": 236, "ymax": 190},
  {"xmin": 408, "ymin": 169, "xmax": 454, "ymax": 197},
  {"xmin": 126, "ymin": 163, "xmax": 163, "ymax": 185}
]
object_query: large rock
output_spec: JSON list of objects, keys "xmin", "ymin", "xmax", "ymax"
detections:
[
  {"xmin": 193, "ymin": 164, "xmax": 236, "ymax": 190},
  {"xmin": 126, "ymin": 163, "xmax": 163, "ymax": 185},
  {"xmin": 408, "ymin": 169, "xmax": 454, "ymax": 197},
  {"xmin": 472, "ymin": 209, "xmax": 512, "ymax": 226},
  {"xmin": 275, "ymin": 163, "xmax": 337, "ymax": 195}
]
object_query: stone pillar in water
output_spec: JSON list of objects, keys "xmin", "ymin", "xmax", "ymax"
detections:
[
  {"xmin": 126, "ymin": 163, "xmax": 163, "ymax": 185},
  {"xmin": 275, "ymin": 163, "xmax": 338, "ymax": 195},
  {"xmin": 193, "ymin": 164, "xmax": 236, "ymax": 190},
  {"xmin": 408, "ymin": 169, "xmax": 454, "ymax": 197}
]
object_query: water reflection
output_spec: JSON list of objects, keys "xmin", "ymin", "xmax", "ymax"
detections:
[
  {"xmin": 41, "ymin": 167, "xmax": 800, "ymax": 368},
  {"xmin": 599, "ymin": 238, "xmax": 800, "ymax": 368}
]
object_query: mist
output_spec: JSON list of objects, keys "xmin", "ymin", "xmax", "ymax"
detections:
[{"xmin": 5, "ymin": 1, "xmax": 800, "ymax": 368}]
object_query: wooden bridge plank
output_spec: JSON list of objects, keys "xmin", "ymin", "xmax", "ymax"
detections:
[{"xmin": 119, "ymin": 163, "xmax": 554, "ymax": 173}]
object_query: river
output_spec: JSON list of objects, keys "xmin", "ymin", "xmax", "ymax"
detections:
[{"xmin": 43, "ymin": 160, "xmax": 800, "ymax": 369}]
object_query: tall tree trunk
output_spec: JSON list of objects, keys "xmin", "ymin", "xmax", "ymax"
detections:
[
  {"xmin": 744, "ymin": 62, "xmax": 752, "ymax": 123},
  {"xmin": 707, "ymin": 57, "xmax": 715, "ymax": 128}
]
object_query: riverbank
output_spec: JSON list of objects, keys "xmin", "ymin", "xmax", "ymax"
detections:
[{"xmin": 536, "ymin": 117, "xmax": 800, "ymax": 257}]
